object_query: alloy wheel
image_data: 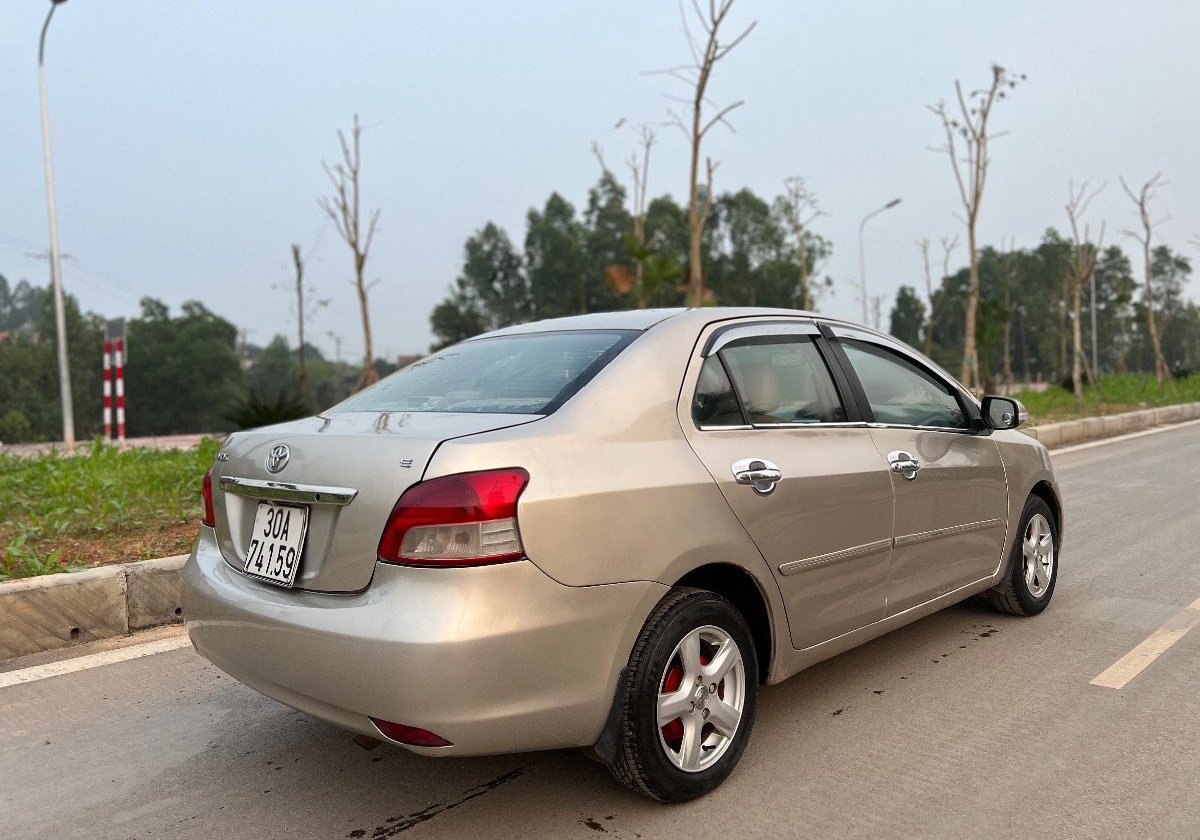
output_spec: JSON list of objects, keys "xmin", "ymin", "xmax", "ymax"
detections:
[
  {"xmin": 656, "ymin": 625, "xmax": 746, "ymax": 773},
  {"xmin": 1023, "ymin": 512, "xmax": 1055, "ymax": 598}
]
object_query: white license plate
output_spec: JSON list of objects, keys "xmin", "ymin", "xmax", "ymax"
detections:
[{"xmin": 244, "ymin": 502, "xmax": 309, "ymax": 587}]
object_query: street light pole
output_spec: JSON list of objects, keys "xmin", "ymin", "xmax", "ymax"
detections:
[
  {"xmin": 857, "ymin": 197, "xmax": 902, "ymax": 324},
  {"xmin": 1090, "ymin": 264, "xmax": 1099, "ymax": 378},
  {"xmin": 38, "ymin": 0, "xmax": 75, "ymax": 451}
]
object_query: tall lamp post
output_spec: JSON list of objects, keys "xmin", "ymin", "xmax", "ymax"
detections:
[
  {"xmin": 39, "ymin": 0, "xmax": 75, "ymax": 451},
  {"xmin": 857, "ymin": 197, "xmax": 902, "ymax": 324}
]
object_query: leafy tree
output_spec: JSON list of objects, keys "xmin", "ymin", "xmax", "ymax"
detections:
[
  {"xmin": 248, "ymin": 335, "xmax": 299, "ymax": 400},
  {"xmin": 582, "ymin": 171, "xmax": 632, "ymax": 312},
  {"xmin": 124, "ymin": 298, "xmax": 244, "ymax": 436},
  {"xmin": 430, "ymin": 223, "xmax": 529, "ymax": 350},
  {"xmin": 0, "ymin": 284, "xmax": 101, "ymax": 443},
  {"xmin": 525, "ymin": 193, "xmax": 586, "ymax": 319},
  {"xmin": 0, "ymin": 276, "xmax": 47, "ymax": 333},
  {"xmin": 889, "ymin": 286, "xmax": 926, "ymax": 346}
]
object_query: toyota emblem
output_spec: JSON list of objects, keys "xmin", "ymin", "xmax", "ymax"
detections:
[{"xmin": 265, "ymin": 444, "xmax": 290, "ymax": 474}]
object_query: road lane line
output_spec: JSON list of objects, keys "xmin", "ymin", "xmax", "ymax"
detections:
[
  {"xmin": 1051, "ymin": 417, "xmax": 1200, "ymax": 457},
  {"xmin": 0, "ymin": 635, "xmax": 192, "ymax": 690},
  {"xmin": 1091, "ymin": 596, "xmax": 1200, "ymax": 689}
]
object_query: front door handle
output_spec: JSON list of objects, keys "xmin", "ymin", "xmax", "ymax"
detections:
[
  {"xmin": 732, "ymin": 458, "xmax": 782, "ymax": 496},
  {"xmin": 887, "ymin": 450, "xmax": 921, "ymax": 480}
]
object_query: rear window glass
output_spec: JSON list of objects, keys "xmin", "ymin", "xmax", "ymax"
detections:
[{"xmin": 332, "ymin": 331, "xmax": 634, "ymax": 415}]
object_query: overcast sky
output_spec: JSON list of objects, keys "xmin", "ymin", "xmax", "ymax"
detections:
[{"xmin": 2, "ymin": 1, "xmax": 1198, "ymax": 360}]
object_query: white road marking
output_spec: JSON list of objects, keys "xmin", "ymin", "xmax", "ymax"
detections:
[
  {"xmin": 0, "ymin": 634, "xmax": 192, "ymax": 690},
  {"xmin": 1091, "ymin": 596, "xmax": 1200, "ymax": 689},
  {"xmin": 1050, "ymin": 417, "xmax": 1200, "ymax": 457}
]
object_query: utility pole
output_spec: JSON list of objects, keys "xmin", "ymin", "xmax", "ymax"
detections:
[
  {"xmin": 38, "ymin": 0, "xmax": 74, "ymax": 450},
  {"xmin": 857, "ymin": 198, "xmax": 902, "ymax": 323}
]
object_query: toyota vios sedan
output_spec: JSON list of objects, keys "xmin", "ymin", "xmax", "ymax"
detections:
[{"xmin": 183, "ymin": 307, "xmax": 1062, "ymax": 803}]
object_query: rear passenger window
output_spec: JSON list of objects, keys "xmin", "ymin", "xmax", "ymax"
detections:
[
  {"xmin": 692, "ymin": 357, "xmax": 746, "ymax": 427},
  {"xmin": 721, "ymin": 337, "xmax": 846, "ymax": 425}
]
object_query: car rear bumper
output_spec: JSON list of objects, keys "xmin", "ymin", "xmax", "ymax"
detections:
[{"xmin": 182, "ymin": 526, "xmax": 667, "ymax": 756}]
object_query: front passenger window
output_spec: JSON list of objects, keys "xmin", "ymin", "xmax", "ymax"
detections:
[{"xmin": 840, "ymin": 339, "xmax": 968, "ymax": 429}]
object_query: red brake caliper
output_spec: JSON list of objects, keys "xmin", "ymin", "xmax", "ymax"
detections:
[{"xmin": 660, "ymin": 650, "xmax": 711, "ymax": 746}]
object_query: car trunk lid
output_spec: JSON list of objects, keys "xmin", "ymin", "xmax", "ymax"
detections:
[{"xmin": 210, "ymin": 410, "xmax": 537, "ymax": 592}]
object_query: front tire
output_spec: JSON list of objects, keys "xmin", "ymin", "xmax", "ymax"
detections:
[
  {"xmin": 987, "ymin": 495, "xmax": 1058, "ymax": 616},
  {"xmin": 607, "ymin": 587, "xmax": 759, "ymax": 803}
]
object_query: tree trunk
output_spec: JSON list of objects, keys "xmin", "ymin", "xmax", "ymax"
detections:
[
  {"xmin": 354, "ymin": 253, "xmax": 377, "ymax": 391},
  {"xmin": 292, "ymin": 244, "xmax": 308, "ymax": 401},
  {"xmin": 1142, "ymin": 237, "xmax": 1167, "ymax": 385},
  {"xmin": 1071, "ymin": 272, "xmax": 1084, "ymax": 402},
  {"xmin": 962, "ymin": 225, "xmax": 980, "ymax": 390},
  {"xmin": 798, "ymin": 236, "xmax": 810, "ymax": 311},
  {"xmin": 687, "ymin": 144, "xmax": 704, "ymax": 307}
]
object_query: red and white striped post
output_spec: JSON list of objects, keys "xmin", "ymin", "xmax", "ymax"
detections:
[
  {"xmin": 113, "ymin": 337, "xmax": 126, "ymax": 445},
  {"xmin": 102, "ymin": 340, "xmax": 113, "ymax": 440}
]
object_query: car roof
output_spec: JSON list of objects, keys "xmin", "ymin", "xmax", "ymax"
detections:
[
  {"xmin": 471, "ymin": 306, "xmax": 888, "ymax": 341},
  {"xmin": 470, "ymin": 308, "xmax": 688, "ymax": 337}
]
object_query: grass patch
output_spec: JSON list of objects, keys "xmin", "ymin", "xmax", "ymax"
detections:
[
  {"xmin": 0, "ymin": 438, "xmax": 219, "ymax": 581},
  {"xmin": 1014, "ymin": 374, "xmax": 1200, "ymax": 424}
]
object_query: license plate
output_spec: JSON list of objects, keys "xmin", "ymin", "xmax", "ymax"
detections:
[{"xmin": 244, "ymin": 502, "xmax": 308, "ymax": 587}]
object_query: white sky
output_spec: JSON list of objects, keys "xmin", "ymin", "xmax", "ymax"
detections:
[{"xmin": 2, "ymin": 1, "xmax": 1198, "ymax": 359}]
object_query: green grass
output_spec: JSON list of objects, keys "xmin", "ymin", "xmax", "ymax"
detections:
[
  {"xmin": 0, "ymin": 438, "xmax": 220, "ymax": 581},
  {"xmin": 1014, "ymin": 373, "xmax": 1200, "ymax": 424}
]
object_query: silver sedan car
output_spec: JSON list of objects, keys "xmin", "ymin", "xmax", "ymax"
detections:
[{"xmin": 183, "ymin": 307, "xmax": 1061, "ymax": 802}]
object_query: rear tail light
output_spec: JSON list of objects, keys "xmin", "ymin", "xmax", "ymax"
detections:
[
  {"xmin": 202, "ymin": 466, "xmax": 216, "ymax": 527},
  {"xmin": 370, "ymin": 717, "xmax": 453, "ymax": 747},
  {"xmin": 377, "ymin": 468, "xmax": 529, "ymax": 567}
]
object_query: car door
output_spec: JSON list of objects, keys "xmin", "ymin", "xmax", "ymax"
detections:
[
  {"xmin": 825, "ymin": 326, "xmax": 1009, "ymax": 615},
  {"xmin": 680, "ymin": 319, "xmax": 896, "ymax": 650}
]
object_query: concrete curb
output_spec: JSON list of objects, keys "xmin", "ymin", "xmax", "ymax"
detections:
[
  {"xmin": 3, "ymin": 401, "xmax": 1200, "ymax": 663},
  {"xmin": 0, "ymin": 555, "xmax": 186, "ymax": 661},
  {"xmin": 1022, "ymin": 401, "xmax": 1200, "ymax": 448}
]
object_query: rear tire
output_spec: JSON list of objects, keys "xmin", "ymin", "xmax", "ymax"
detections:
[
  {"xmin": 987, "ymin": 496, "xmax": 1058, "ymax": 616},
  {"xmin": 607, "ymin": 587, "xmax": 758, "ymax": 803}
]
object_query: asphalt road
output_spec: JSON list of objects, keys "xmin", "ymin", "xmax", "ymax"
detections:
[{"xmin": 3, "ymin": 423, "xmax": 1199, "ymax": 839}]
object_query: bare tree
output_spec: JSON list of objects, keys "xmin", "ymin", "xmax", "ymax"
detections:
[
  {"xmin": 1119, "ymin": 172, "xmax": 1170, "ymax": 385},
  {"xmin": 290, "ymin": 244, "xmax": 309, "ymax": 400},
  {"xmin": 656, "ymin": 0, "xmax": 756, "ymax": 307},
  {"xmin": 626, "ymin": 125, "xmax": 657, "ymax": 307},
  {"xmin": 1064, "ymin": 181, "xmax": 1106, "ymax": 401},
  {"xmin": 318, "ymin": 115, "xmax": 382, "ymax": 391},
  {"xmin": 916, "ymin": 234, "xmax": 958, "ymax": 357},
  {"xmin": 928, "ymin": 64, "xmax": 1024, "ymax": 391},
  {"xmin": 779, "ymin": 176, "xmax": 823, "ymax": 310}
]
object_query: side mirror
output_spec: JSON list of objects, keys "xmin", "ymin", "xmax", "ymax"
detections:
[{"xmin": 981, "ymin": 396, "xmax": 1025, "ymax": 430}]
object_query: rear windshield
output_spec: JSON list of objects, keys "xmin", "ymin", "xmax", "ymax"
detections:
[{"xmin": 333, "ymin": 330, "xmax": 636, "ymax": 415}]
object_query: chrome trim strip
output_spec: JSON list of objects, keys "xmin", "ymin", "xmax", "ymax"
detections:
[
  {"xmin": 894, "ymin": 518, "xmax": 1004, "ymax": 548},
  {"xmin": 867, "ymin": 422, "xmax": 979, "ymax": 435},
  {"xmin": 699, "ymin": 421, "xmax": 869, "ymax": 431},
  {"xmin": 218, "ymin": 476, "xmax": 358, "ymax": 506},
  {"xmin": 778, "ymin": 537, "xmax": 892, "ymax": 577}
]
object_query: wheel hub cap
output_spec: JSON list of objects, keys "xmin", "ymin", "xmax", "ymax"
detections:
[
  {"xmin": 656, "ymin": 625, "xmax": 746, "ymax": 773},
  {"xmin": 1023, "ymin": 512, "xmax": 1055, "ymax": 598}
]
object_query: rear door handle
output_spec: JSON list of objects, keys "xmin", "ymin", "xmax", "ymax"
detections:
[
  {"xmin": 887, "ymin": 450, "xmax": 921, "ymax": 480},
  {"xmin": 732, "ymin": 458, "xmax": 782, "ymax": 496}
]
